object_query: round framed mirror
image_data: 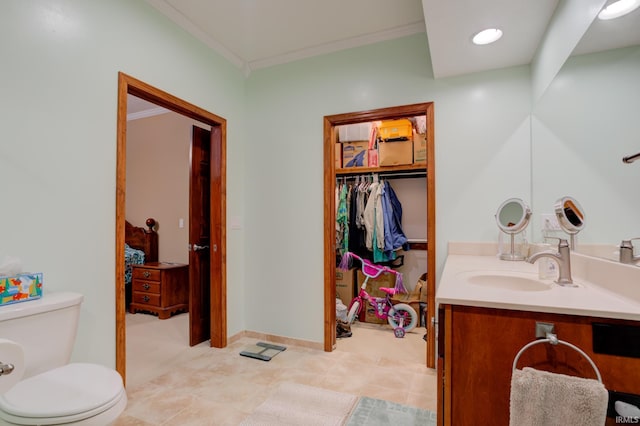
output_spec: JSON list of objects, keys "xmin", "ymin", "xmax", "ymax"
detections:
[
  {"xmin": 496, "ymin": 198, "xmax": 531, "ymax": 234},
  {"xmin": 495, "ymin": 198, "xmax": 531, "ymax": 260},
  {"xmin": 554, "ymin": 196, "xmax": 585, "ymax": 249}
]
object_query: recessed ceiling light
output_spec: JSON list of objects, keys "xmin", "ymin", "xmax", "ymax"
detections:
[
  {"xmin": 472, "ymin": 28, "xmax": 503, "ymax": 45},
  {"xmin": 598, "ymin": 0, "xmax": 640, "ymax": 20}
]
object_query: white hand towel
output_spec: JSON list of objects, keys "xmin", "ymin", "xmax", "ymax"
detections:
[{"xmin": 509, "ymin": 367, "xmax": 608, "ymax": 426}]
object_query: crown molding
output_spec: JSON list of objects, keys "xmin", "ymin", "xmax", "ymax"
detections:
[
  {"xmin": 144, "ymin": 0, "xmax": 246, "ymax": 70},
  {"xmin": 246, "ymin": 22, "xmax": 426, "ymax": 73},
  {"xmin": 145, "ymin": 0, "xmax": 425, "ymax": 77},
  {"xmin": 127, "ymin": 107, "xmax": 170, "ymax": 121}
]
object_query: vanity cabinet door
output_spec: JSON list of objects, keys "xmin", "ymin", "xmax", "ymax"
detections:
[
  {"xmin": 439, "ymin": 304, "xmax": 640, "ymax": 426},
  {"xmin": 437, "ymin": 306, "xmax": 451, "ymax": 426}
]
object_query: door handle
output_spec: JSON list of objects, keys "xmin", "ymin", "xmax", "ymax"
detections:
[{"xmin": 192, "ymin": 244, "xmax": 209, "ymax": 251}]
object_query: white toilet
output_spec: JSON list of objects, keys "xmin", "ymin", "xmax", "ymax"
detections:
[{"xmin": 0, "ymin": 292, "xmax": 127, "ymax": 425}]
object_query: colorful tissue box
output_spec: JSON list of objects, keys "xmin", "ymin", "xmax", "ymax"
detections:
[{"xmin": 0, "ymin": 273, "xmax": 43, "ymax": 305}]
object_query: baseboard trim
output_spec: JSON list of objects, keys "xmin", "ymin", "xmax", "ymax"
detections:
[{"xmin": 227, "ymin": 330, "xmax": 323, "ymax": 351}]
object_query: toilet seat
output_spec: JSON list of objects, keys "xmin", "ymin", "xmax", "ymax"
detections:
[{"xmin": 0, "ymin": 363, "xmax": 126, "ymax": 425}]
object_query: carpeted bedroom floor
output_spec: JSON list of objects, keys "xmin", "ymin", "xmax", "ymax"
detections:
[{"xmin": 116, "ymin": 312, "xmax": 437, "ymax": 425}]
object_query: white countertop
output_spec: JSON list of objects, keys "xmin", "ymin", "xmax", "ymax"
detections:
[{"xmin": 436, "ymin": 242, "xmax": 640, "ymax": 321}]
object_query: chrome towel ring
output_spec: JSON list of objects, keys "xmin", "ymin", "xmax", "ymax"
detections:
[{"xmin": 512, "ymin": 335, "xmax": 602, "ymax": 383}]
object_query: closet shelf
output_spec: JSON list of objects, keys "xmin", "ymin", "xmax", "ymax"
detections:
[{"xmin": 336, "ymin": 163, "xmax": 426, "ymax": 176}]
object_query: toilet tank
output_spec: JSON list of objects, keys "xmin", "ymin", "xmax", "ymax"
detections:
[{"xmin": 0, "ymin": 292, "xmax": 83, "ymax": 378}]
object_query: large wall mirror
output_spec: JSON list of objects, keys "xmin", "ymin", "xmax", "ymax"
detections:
[{"xmin": 531, "ymin": 4, "xmax": 640, "ymax": 263}]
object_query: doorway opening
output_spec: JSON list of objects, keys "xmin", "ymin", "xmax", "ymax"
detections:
[
  {"xmin": 323, "ymin": 103, "xmax": 436, "ymax": 368},
  {"xmin": 115, "ymin": 72, "xmax": 227, "ymax": 384}
]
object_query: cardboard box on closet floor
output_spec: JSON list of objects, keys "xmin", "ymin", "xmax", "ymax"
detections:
[
  {"xmin": 356, "ymin": 270, "xmax": 396, "ymax": 324},
  {"xmin": 335, "ymin": 269, "xmax": 355, "ymax": 304}
]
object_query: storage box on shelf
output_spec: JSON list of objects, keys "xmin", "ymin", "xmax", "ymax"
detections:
[
  {"xmin": 378, "ymin": 119, "xmax": 412, "ymax": 141},
  {"xmin": 342, "ymin": 140, "xmax": 369, "ymax": 168},
  {"xmin": 378, "ymin": 139, "xmax": 413, "ymax": 166},
  {"xmin": 335, "ymin": 143, "xmax": 342, "ymax": 169},
  {"xmin": 338, "ymin": 123, "xmax": 372, "ymax": 142},
  {"xmin": 413, "ymin": 133, "xmax": 427, "ymax": 164}
]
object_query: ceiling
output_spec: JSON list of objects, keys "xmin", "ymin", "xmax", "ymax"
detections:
[
  {"xmin": 144, "ymin": 0, "xmax": 640, "ymax": 78},
  {"xmin": 127, "ymin": 96, "xmax": 168, "ymax": 118}
]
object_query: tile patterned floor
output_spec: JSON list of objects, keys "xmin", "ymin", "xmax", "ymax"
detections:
[{"xmin": 116, "ymin": 313, "xmax": 437, "ymax": 425}]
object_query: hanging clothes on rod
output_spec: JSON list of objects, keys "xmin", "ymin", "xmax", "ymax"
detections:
[
  {"xmin": 381, "ymin": 179, "xmax": 409, "ymax": 257},
  {"xmin": 363, "ymin": 178, "xmax": 386, "ymax": 261},
  {"xmin": 336, "ymin": 173, "xmax": 410, "ymax": 264},
  {"xmin": 348, "ymin": 175, "xmax": 369, "ymax": 257},
  {"xmin": 335, "ymin": 175, "xmax": 370, "ymax": 257},
  {"xmin": 336, "ymin": 180, "xmax": 350, "ymax": 256}
]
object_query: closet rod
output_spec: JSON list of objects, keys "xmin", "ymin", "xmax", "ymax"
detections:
[
  {"xmin": 336, "ymin": 170, "xmax": 426, "ymax": 181},
  {"xmin": 379, "ymin": 170, "xmax": 427, "ymax": 179}
]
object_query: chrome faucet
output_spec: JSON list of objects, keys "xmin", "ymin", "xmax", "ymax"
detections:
[
  {"xmin": 526, "ymin": 239, "xmax": 573, "ymax": 285},
  {"xmin": 619, "ymin": 238, "xmax": 640, "ymax": 264}
]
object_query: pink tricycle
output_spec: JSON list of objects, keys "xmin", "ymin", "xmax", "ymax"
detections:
[{"xmin": 339, "ymin": 252, "xmax": 418, "ymax": 338}]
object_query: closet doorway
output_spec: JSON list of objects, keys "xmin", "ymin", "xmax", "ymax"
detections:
[
  {"xmin": 115, "ymin": 73, "xmax": 227, "ymax": 384},
  {"xmin": 323, "ymin": 103, "xmax": 436, "ymax": 368}
]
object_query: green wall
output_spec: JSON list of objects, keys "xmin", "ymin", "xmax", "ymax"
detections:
[
  {"xmin": 245, "ymin": 34, "xmax": 532, "ymax": 341},
  {"xmin": 2, "ymin": 0, "xmax": 635, "ymax": 356},
  {"xmin": 0, "ymin": 0, "xmax": 247, "ymax": 365}
]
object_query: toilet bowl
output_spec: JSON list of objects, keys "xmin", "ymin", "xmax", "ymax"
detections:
[
  {"xmin": 0, "ymin": 364, "xmax": 126, "ymax": 425},
  {"xmin": 0, "ymin": 292, "xmax": 127, "ymax": 425}
]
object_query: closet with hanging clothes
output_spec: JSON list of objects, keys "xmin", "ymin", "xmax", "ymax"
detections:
[
  {"xmin": 325, "ymin": 104, "xmax": 435, "ymax": 366},
  {"xmin": 336, "ymin": 173, "xmax": 413, "ymax": 262},
  {"xmin": 334, "ymin": 170, "xmax": 427, "ymax": 323},
  {"xmin": 335, "ymin": 172, "xmax": 425, "ymax": 257}
]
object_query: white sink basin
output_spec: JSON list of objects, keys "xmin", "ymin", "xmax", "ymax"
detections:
[{"xmin": 457, "ymin": 271, "xmax": 552, "ymax": 292}]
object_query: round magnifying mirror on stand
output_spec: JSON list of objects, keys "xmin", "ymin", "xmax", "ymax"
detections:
[
  {"xmin": 554, "ymin": 196, "xmax": 585, "ymax": 250},
  {"xmin": 496, "ymin": 198, "xmax": 531, "ymax": 261}
]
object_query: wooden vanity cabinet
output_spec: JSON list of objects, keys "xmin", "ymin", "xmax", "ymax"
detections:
[{"xmin": 437, "ymin": 304, "xmax": 640, "ymax": 426}]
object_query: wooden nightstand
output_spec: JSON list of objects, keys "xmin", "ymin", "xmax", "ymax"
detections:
[{"xmin": 129, "ymin": 262, "xmax": 189, "ymax": 319}]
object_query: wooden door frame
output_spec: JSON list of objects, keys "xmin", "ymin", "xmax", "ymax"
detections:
[
  {"xmin": 323, "ymin": 102, "xmax": 436, "ymax": 368},
  {"xmin": 115, "ymin": 72, "xmax": 227, "ymax": 383}
]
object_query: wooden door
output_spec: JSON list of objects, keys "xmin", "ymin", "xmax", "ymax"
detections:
[
  {"xmin": 189, "ymin": 126, "xmax": 212, "ymax": 346},
  {"xmin": 189, "ymin": 124, "xmax": 226, "ymax": 348},
  {"xmin": 208, "ymin": 125, "xmax": 225, "ymax": 347}
]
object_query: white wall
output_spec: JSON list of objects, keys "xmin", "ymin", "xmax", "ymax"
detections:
[
  {"xmin": 0, "ymin": 0, "xmax": 247, "ymax": 366},
  {"xmin": 244, "ymin": 34, "xmax": 532, "ymax": 342}
]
